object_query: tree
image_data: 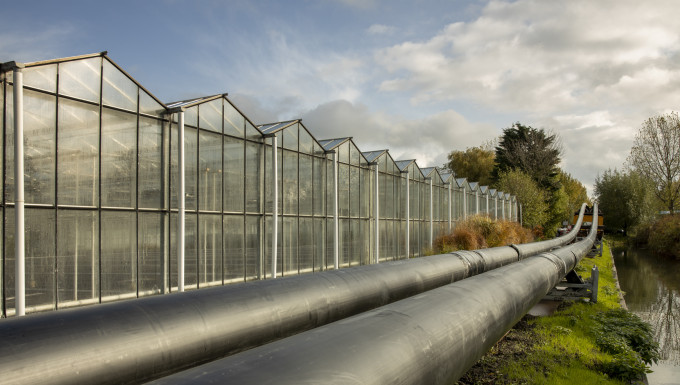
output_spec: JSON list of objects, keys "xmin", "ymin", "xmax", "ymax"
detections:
[
  {"xmin": 495, "ymin": 169, "xmax": 548, "ymax": 229},
  {"xmin": 628, "ymin": 112, "xmax": 680, "ymax": 213},
  {"xmin": 558, "ymin": 170, "xmax": 591, "ymax": 221},
  {"xmin": 493, "ymin": 123, "xmax": 562, "ymax": 191},
  {"xmin": 594, "ymin": 169, "xmax": 659, "ymax": 234},
  {"xmin": 445, "ymin": 146, "xmax": 495, "ymax": 186}
]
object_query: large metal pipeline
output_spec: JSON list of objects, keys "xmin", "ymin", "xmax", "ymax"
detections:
[
  {"xmin": 147, "ymin": 205, "xmax": 598, "ymax": 385},
  {"xmin": 0, "ymin": 205, "xmax": 587, "ymax": 385}
]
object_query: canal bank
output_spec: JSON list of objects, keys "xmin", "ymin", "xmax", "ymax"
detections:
[{"xmin": 456, "ymin": 240, "xmax": 660, "ymax": 385}]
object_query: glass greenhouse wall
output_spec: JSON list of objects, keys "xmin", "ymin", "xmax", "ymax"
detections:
[{"xmin": 0, "ymin": 53, "xmax": 519, "ymax": 316}]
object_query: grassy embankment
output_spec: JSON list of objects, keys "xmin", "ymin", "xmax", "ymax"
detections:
[{"xmin": 455, "ymin": 239, "xmax": 659, "ymax": 385}]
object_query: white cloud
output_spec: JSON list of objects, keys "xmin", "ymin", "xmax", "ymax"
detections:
[
  {"xmin": 367, "ymin": 24, "xmax": 396, "ymax": 35},
  {"xmin": 373, "ymin": 0, "xmax": 680, "ymax": 192},
  {"xmin": 300, "ymin": 99, "xmax": 498, "ymax": 169}
]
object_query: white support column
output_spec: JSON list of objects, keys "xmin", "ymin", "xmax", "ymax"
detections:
[
  {"xmin": 271, "ymin": 135, "xmax": 279, "ymax": 278},
  {"xmin": 402, "ymin": 171, "xmax": 409, "ymax": 259},
  {"xmin": 494, "ymin": 197, "xmax": 498, "ymax": 220},
  {"xmin": 447, "ymin": 182, "xmax": 452, "ymax": 231},
  {"xmin": 11, "ymin": 63, "xmax": 26, "ymax": 316},
  {"xmin": 333, "ymin": 151, "xmax": 339, "ymax": 270},
  {"xmin": 485, "ymin": 194, "xmax": 489, "ymax": 217},
  {"xmin": 475, "ymin": 190, "xmax": 479, "ymax": 215},
  {"xmin": 429, "ymin": 178, "xmax": 433, "ymax": 248},
  {"xmin": 373, "ymin": 163, "xmax": 379, "ymax": 264},
  {"xmin": 177, "ymin": 110, "xmax": 185, "ymax": 292},
  {"xmin": 502, "ymin": 198, "xmax": 506, "ymax": 220}
]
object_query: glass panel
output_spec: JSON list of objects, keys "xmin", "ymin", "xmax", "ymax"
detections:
[
  {"xmin": 299, "ymin": 154, "xmax": 313, "ymax": 216},
  {"xmin": 24, "ymin": 89, "xmax": 56, "ymax": 204},
  {"xmin": 199, "ymin": 99, "xmax": 222, "ymax": 132},
  {"xmin": 4, "ymin": 84, "xmax": 13, "ymax": 203},
  {"xmin": 184, "ymin": 106, "xmax": 198, "ymax": 127},
  {"xmin": 313, "ymin": 217, "xmax": 325, "ymax": 272},
  {"xmin": 360, "ymin": 167, "xmax": 370, "ymax": 218},
  {"xmin": 1, "ymin": 85, "xmax": 3, "ymax": 202},
  {"xmin": 325, "ymin": 217, "xmax": 334, "ymax": 269},
  {"xmin": 198, "ymin": 131, "xmax": 222, "ymax": 212},
  {"xmin": 138, "ymin": 117, "xmax": 164, "ymax": 209},
  {"xmin": 170, "ymin": 213, "xmax": 198, "ymax": 289},
  {"xmin": 102, "ymin": 60, "xmax": 138, "ymax": 112},
  {"xmin": 325, "ymin": 155, "xmax": 333, "ymax": 216},
  {"xmin": 246, "ymin": 120, "xmax": 260, "ymax": 141},
  {"xmin": 224, "ymin": 215, "xmax": 244, "ymax": 281},
  {"xmin": 101, "ymin": 211, "xmax": 136, "ymax": 301},
  {"xmin": 224, "ymin": 136, "xmax": 244, "ymax": 212},
  {"xmin": 340, "ymin": 218, "xmax": 350, "ymax": 267},
  {"xmin": 313, "ymin": 156, "xmax": 325, "ymax": 217},
  {"xmin": 185, "ymin": 127, "xmax": 198, "ymax": 210},
  {"xmin": 224, "ymin": 101, "xmax": 245, "ymax": 137},
  {"xmin": 199, "ymin": 214, "xmax": 222, "ymax": 285},
  {"xmin": 298, "ymin": 127, "xmax": 314, "ymax": 154},
  {"xmin": 101, "ymin": 108, "xmax": 136, "ymax": 208},
  {"xmin": 3, "ymin": 198, "xmax": 15, "ymax": 319},
  {"xmin": 361, "ymin": 219, "xmax": 371, "ymax": 265},
  {"xmin": 350, "ymin": 166, "xmax": 360, "ymax": 218},
  {"xmin": 338, "ymin": 142, "xmax": 349, "ymax": 164},
  {"xmin": 339, "ymin": 164, "xmax": 349, "ymax": 217},
  {"xmin": 282, "ymin": 124, "xmax": 298, "ymax": 151},
  {"xmin": 379, "ymin": 173, "xmax": 386, "ymax": 219},
  {"xmin": 57, "ymin": 98, "xmax": 99, "ymax": 206},
  {"xmin": 350, "ymin": 143, "xmax": 361, "ymax": 165},
  {"xmin": 282, "ymin": 150, "xmax": 298, "ymax": 215},
  {"xmin": 25, "ymin": 209, "xmax": 56, "ymax": 311},
  {"xmin": 263, "ymin": 215, "xmax": 283, "ymax": 278},
  {"xmin": 59, "ymin": 57, "xmax": 101, "ymax": 103},
  {"xmin": 139, "ymin": 90, "xmax": 165, "ymax": 116},
  {"xmin": 283, "ymin": 216, "xmax": 298, "ymax": 275},
  {"xmin": 57, "ymin": 210, "xmax": 99, "ymax": 307},
  {"xmin": 245, "ymin": 216, "xmax": 260, "ymax": 280},
  {"xmin": 185, "ymin": 213, "xmax": 198, "ymax": 288},
  {"xmin": 24, "ymin": 64, "xmax": 57, "ymax": 92},
  {"xmin": 350, "ymin": 219, "xmax": 360, "ymax": 266},
  {"xmin": 139, "ymin": 212, "xmax": 166, "ymax": 295},
  {"xmin": 264, "ymin": 142, "xmax": 273, "ymax": 214},
  {"xmin": 245, "ymin": 141, "xmax": 260, "ymax": 213},
  {"xmin": 299, "ymin": 218, "xmax": 313, "ymax": 272}
]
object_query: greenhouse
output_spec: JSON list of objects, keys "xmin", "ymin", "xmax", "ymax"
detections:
[{"xmin": 0, "ymin": 52, "xmax": 519, "ymax": 317}]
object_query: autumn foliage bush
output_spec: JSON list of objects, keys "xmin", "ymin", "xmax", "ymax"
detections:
[{"xmin": 432, "ymin": 215, "xmax": 533, "ymax": 254}]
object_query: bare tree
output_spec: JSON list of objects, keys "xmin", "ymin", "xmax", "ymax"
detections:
[{"xmin": 628, "ymin": 112, "xmax": 680, "ymax": 213}]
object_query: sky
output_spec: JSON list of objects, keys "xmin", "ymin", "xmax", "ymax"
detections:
[{"xmin": 3, "ymin": 0, "xmax": 680, "ymax": 195}]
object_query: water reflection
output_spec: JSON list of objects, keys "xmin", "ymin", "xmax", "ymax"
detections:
[{"xmin": 614, "ymin": 245, "xmax": 680, "ymax": 383}]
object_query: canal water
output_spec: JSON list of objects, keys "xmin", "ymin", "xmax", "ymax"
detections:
[{"xmin": 613, "ymin": 245, "xmax": 680, "ymax": 385}]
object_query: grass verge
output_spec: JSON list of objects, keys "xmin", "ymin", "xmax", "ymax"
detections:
[{"xmin": 455, "ymin": 239, "xmax": 659, "ymax": 385}]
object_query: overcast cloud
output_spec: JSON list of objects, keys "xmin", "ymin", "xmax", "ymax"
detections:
[{"xmin": 3, "ymin": 0, "xmax": 680, "ymax": 194}]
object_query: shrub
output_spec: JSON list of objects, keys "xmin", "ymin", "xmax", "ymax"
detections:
[
  {"xmin": 648, "ymin": 214, "xmax": 680, "ymax": 258},
  {"xmin": 431, "ymin": 215, "xmax": 533, "ymax": 253},
  {"xmin": 590, "ymin": 308, "xmax": 659, "ymax": 381}
]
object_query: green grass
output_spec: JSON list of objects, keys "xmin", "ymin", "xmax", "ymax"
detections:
[{"xmin": 458, "ymin": 239, "xmax": 657, "ymax": 385}]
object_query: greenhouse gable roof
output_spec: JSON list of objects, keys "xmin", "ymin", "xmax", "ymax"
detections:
[
  {"xmin": 258, "ymin": 120, "xmax": 299, "ymax": 135},
  {"xmin": 319, "ymin": 137, "xmax": 351, "ymax": 152},
  {"xmin": 361, "ymin": 150, "xmax": 388, "ymax": 163}
]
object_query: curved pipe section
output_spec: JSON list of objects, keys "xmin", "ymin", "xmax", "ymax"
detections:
[
  {"xmin": 149, "ymin": 205, "xmax": 598, "ymax": 385},
  {"xmin": 0, "ymin": 205, "xmax": 588, "ymax": 385},
  {"xmin": 513, "ymin": 202, "xmax": 587, "ymax": 259}
]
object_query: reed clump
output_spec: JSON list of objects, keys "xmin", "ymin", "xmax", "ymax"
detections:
[{"xmin": 432, "ymin": 215, "xmax": 533, "ymax": 254}]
